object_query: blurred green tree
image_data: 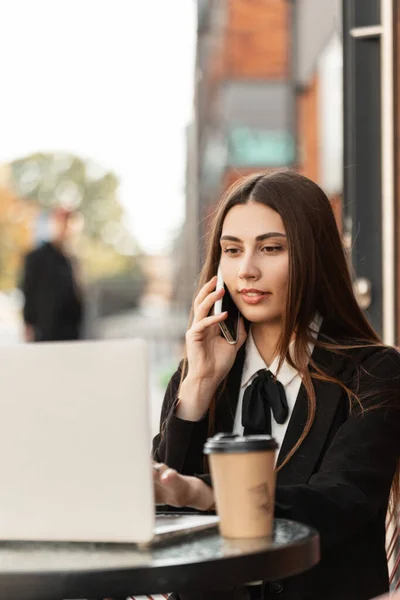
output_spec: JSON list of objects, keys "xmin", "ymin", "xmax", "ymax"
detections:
[
  {"xmin": 9, "ymin": 153, "xmax": 147, "ymax": 306},
  {"xmin": 10, "ymin": 152, "xmax": 125, "ymax": 242}
]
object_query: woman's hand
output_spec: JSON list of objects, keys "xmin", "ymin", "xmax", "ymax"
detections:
[
  {"xmin": 187, "ymin": 276, "xmax": 247, "ymax": 383},
  {"xmin": 177, "ymin": 276, "xmax": 247, "ymax": 421},
  {"xmin": 153, "ymin": 463, "xmax": 214, "ymax": 511}
]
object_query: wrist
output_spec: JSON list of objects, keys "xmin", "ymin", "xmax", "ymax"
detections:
[
  {"xmin": 176, "ymin": 376, "xmax": 217, "ymax": 421},
  {"xmin": 183, "ymin": 373, "xmax": 219, "ymax": 394},
  {"xmin": 186, "ymin": 476, "xmax": 214, "ymax": 511}
]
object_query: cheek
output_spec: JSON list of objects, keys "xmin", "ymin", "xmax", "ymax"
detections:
[
  {"xmin": 269, "ymin": 257, "xmax": 289, "ymax": 292},
  {"xmin": 219, "ymin": 257, "xmax": 236, "ymax": 282}
]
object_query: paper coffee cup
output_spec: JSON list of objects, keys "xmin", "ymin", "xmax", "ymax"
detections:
[{"xmin": 204, "ymin": 433, "xmax": 278, "ymax": 539}]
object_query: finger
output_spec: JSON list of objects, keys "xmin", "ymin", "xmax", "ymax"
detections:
[
  {"xmin": 189, "ymin": 312, "xmax": 228, "ymax": 337},
  {"xmin": 159, "ymin": 467, "xmax": 179, "ymax": 483},
  {"xmin": 153, "ymin": 461, "xmax": 166, "ymax": 472},
  {"xmin": 193, "ymin": 287, "xmax": 225, "ymax": 324},
  {"xmin": 152, "ymin": 462, "xmax": 168, "ymax": 481},
  {"xmin": 153, "ymin": 466, "xmax": 178, "ymax": 504},
  {"xmin": 153, "ymin": 468, "xmax": 179, "ymax": 505},
  {"xmin": 158, "ymin": 469, "xmax": 190, "ymax": 507},
  {"xmin": 193, "ymin": 276, "xmax": 218, "ymax": 310},
  {"xmin": 236, "ymin": 317, "xmax": 248, "ymax": 350}
]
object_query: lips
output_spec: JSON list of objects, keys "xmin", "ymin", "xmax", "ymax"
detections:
[{"xmin": 239, "ymin": 289, "xmax": 271, "ymax": 305}]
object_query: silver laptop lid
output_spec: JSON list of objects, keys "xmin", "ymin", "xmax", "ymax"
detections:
[{"xmin": 0, "ymin": 338, "xmax": 154, "ymax": 543}]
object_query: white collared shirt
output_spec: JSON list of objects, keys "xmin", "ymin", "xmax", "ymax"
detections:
[{"xmin": 233, "ymin": 316, "xmax": 322, "ymax": 457}]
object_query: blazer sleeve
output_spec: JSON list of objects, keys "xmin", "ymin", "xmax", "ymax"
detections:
[
  {"xmin": 21, "ymin": 252, "xmax": 38, "ymax": 326},
  {"xmin": 274, "ymin": 347, "xmax": 400, "ymax": 550},
  {"xmin": 152, "ymin": 363, "xmax": 210, "ymax": 475}
]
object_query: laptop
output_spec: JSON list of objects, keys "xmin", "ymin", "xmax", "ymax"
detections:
[{"xmin": 0, "ymin": 339, "xmax": 218, "ymax": 544}]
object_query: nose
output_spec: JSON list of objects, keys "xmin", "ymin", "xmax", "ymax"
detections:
[{"xmin": 238, "ymin": 252, "xmax": 261, "ymax": 282}]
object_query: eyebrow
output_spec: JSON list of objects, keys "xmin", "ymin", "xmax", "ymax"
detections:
[{"xmin": 220, "ymin": 232, "xmax": 287, "ymax": 243}]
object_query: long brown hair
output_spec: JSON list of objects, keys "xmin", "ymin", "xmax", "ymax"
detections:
[{"xmin": 181, "ymin": 170, "xmax": 399, "ymax": 513}]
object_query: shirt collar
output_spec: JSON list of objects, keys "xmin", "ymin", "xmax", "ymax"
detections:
[
  {"xmin": 241, "ymin": 330, "xmax": 268, "ymax": 388},
  {"xmin": 241, "ymin": 314, "xmax": 323, "ymax": 389}
]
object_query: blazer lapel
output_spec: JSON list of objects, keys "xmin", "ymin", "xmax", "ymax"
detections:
[
  {"xmin": 276, "ymin": 329, "xmax": 352, "ymax": 486},
  {"xmin": 213, "ymin": 321, "xmax": 360, "ymax": 486}
]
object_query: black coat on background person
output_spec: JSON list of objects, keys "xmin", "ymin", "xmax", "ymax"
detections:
[{"xmin": 21, "ymin": 242, "xmax": 83, "ymax": 342}]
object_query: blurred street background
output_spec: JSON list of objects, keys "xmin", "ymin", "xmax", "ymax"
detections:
[{"xmin": 0, "ymin": 0, "xmax": 398, "ymax": 436}]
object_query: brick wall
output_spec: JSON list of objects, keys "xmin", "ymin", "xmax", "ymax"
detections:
[
  {"xmin": 222, "ymin": 0, "xmax": 289, "ymax": 79},
  {"xmin": 204, "ymin": 0, "xmax": 289, "ymax": 105}
]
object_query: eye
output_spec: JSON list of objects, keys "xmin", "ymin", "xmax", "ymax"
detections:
[
  {"xmin": 223, "ymin": 247, "xmax": 241, "ymax": 255},
  {"xmin": 261, "ymin": 245, "xmax": 283, "ymax": 254}
]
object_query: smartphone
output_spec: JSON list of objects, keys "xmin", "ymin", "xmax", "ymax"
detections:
[{"xmin": 214, "ymin": 266, "xmax": 240, "ymax": 344}]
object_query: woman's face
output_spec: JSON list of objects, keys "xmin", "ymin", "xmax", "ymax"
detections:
[{"xmin": 219, "ymin": 201, "xmax": 289, "ymax": 325}]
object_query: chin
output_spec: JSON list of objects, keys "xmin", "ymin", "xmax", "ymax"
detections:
[{"xmin": 240, "ymin": 306, "xmax": 279, "ymax": 324}]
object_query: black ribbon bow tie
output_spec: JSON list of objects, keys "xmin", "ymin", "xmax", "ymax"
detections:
[{"xmin": 242, "ymin": 369, "xmax": 289, "ymax": 435}]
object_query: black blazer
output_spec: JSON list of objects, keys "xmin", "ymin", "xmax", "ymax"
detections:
[{"xmin": 153, "ymin": 322, "xmax": 400, "ymax": 600}]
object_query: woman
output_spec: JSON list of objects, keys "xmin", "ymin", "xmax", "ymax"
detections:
[{"xmin": 152, "ymin": 171, "xmax": 400, "ymax": 600}]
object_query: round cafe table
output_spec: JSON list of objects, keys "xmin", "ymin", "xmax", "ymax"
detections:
[{"xmin": 0, "ymin": 519, "xmax": 319, "ymax": 600}]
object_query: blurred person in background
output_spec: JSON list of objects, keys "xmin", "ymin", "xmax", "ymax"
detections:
[{"xmin": 21, "ymin": 207, "xmax": 84, "ymax": 342}]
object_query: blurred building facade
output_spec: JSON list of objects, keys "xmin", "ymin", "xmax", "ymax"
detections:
[
  {"xmin": 291, "ymin": 0, "xmax": 343, "ymax": 228},
  {"xmin": 179, "ymin": 0, "xmax": 400, "ymax": 346},
  {"xmin": 341, "ymin": 0, "xmax": 397, "ymax": 342}
]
